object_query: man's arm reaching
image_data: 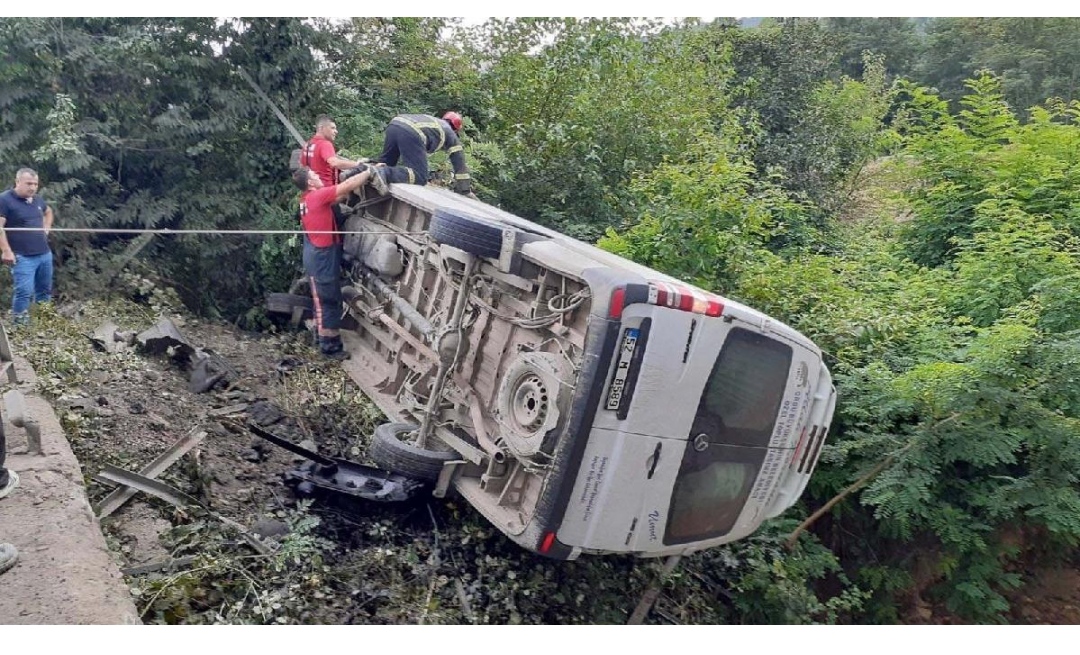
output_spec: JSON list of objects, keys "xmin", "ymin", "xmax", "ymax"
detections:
[{"xmin": 333, "ymin": 167, "xmax": 372, "ymax": 201}]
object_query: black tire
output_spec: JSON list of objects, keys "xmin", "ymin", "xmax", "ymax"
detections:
[
  {"xmin": 266, "ymin": 292, "xmax": 313, "ymax": 318},
  {"xmin": 369, "ymin": 422, "xmax": 457, "ymax": 482},
  {"xmin": 429, "ymin": 209, "xmax": 506, "ymax": 259}
]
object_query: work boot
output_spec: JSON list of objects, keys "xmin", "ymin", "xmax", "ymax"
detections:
[
  {"xmin": 368, "ymin": 166, "xmax": 390, "ymax": 196},
  {"xmin": 0, "ymin": 470, "xmax": 18, "ymax": 500},
  {"xmin": 0, "ymin": 543, "xmax": 17, "ymax": 576},
  {"xmin": 319, "ymin": 336, "xmax": 350, "ymax": 361},
  {"xmin": 339, "ymin": 163, "xmax": 369, "ymax": 181}
]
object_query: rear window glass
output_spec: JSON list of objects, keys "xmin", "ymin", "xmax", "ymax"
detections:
[
  {"xmin": 692, "ymin": 327, "xmax": 792, "ymax": 448},
  {"xmin": 665, "ymin": 453, "xmax": 762, "ymax": 544}
]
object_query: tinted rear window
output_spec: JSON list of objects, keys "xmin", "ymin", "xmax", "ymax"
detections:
[
  {"xmin": 691, "ymin": 327, "xmax": 792, "ymax": 448},
  {"xmin": 665, "ymin": 445, "xmax": 766, "ymax": 544}
]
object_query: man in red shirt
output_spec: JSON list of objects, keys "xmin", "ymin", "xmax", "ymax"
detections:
[
  {"xmin": 290, "ymin": 164, "xmax": 373, "ymax": 360},
  {"xmin": 301, "ymin": 115, "xmax": 361, "ymax": 187}
]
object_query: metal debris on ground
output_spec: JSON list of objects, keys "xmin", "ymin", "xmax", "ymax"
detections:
[
  {"xmin": 189, "ymin": 348, "xmax": 238, "ymax": 393},
  {"xmin": 89, "ymin": 321, "xmax": 122, "ymax": 353},
  {"xmin": 247, "ymin": 422, "xmax": 427, "ymax": 503},
  {"xmin": 121, "ymin": 555, "xmax": 198, "ymax": 576},
  {"xmin": 207, "ymin": 403, "xmax": 249, "ymax": 417},
  {"xmin": 284, "ymin": 458, "xmax": 427, "ymax": 503},
  {"xmin": 94, "ymin": 429, "xmax": 208, "ymax": 519},
  {"xmin": 136, "ymin": 317, "xmax": 195, "ymax": 360},
  {"xmin": 95, "ymin": 464, "xmax": 271, "ymax": 555},
  {"xmin": 247, "ymin": 400, "xmax": 284, "ymax": 426}
]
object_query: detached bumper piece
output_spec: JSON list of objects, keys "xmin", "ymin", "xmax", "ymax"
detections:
[
  {"xmin": 284, "ymin": 458, "xmax": 427, "ymax": 503},
  {"xmin": 248, "ymin": 422, "xmax": 427, "ymax": 503}
]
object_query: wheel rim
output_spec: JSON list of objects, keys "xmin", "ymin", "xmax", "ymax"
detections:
[{"xmin": 508, "ymin": 373, "xmax": 550, "ymax": 436}]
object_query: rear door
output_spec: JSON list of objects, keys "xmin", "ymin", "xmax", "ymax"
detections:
[{"xmin": 557, "ymin": 305, "xmax": 729, "ymax": 553}]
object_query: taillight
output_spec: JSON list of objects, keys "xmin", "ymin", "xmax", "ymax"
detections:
[
  {"xmin": 649, "ymin": 281, "xmax": 725, "ymax": 317},
  {"xmin": 611, "ymin": 281, "xmax": 724, "ymax": 320},
  {"xmin": 609, "ymin": 287, "xmax": 626, "ymax": 319},
  {"xmin": 539, "ymin": 531, "xmax": 557, "ymax": 554}
]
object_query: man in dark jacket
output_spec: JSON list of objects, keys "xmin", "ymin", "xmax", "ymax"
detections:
[{"xmin": 367, "ymin": 112, "xmax": 473, "ymax": 197}]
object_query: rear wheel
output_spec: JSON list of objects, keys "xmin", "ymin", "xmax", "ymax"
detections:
[
  {"xmin": 369, "ymin": 422, "xmax": 457, "ymax": 482},
  {"xmin": 428, "ymin": 209, "xmax": 506, "ymax": 259}
]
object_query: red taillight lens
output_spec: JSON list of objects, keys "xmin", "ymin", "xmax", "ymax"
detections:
[
  {"xmin": 649, "ymin": 281, "xmax": 723, "ymax": 318},
  {"xmin": 615, "ymin": 282, "xmax": 724, "ymax": 319},
  {"xmin": 540, "ymin": 531, "xmax": 557, "ymax": 554},
  {"xmin": 609, "ymin": 287, "xmax": 626, "ymax": 319}
]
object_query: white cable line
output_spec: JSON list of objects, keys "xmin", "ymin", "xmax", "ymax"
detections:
[{"xmin": 0, "ymin": 227, "xmax": 427, "ymax": 236}]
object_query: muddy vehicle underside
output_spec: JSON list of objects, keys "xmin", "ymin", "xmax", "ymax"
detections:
[{"xmin": 337, "ymin": 186, "xmax": 596, "ymax": 547}]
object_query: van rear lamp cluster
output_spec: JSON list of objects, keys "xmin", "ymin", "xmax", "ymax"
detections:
[{"xmin": 609, "ymin": 282, "xmax": 724, "ymax": 319}]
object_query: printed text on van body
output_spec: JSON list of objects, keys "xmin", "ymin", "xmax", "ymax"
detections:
[{"xmin": 578, "ymin": 455, "xmax": 608, "ymax": 523}]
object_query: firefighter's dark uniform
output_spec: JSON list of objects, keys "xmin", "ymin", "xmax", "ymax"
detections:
[{"xmin": 375, "ymin": 114, "xmax": 472, "ymax": 194}]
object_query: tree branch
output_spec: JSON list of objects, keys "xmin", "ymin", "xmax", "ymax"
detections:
[{"xmin": 785, "ymin": 441, "xmax": 915, "ymax": 550}]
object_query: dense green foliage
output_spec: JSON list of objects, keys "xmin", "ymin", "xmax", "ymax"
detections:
[{"xmin": 4, "ymin": 16, "xmax": 1080, "ymax": 624}]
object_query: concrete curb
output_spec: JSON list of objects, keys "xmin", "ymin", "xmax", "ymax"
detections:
[{"xmin": 0, "ymin": 354, "xmax": 141, "ymax": 625}]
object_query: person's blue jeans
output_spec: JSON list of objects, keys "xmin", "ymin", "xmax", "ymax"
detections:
[{"xmin": 12, "ymin": 250, "xmax": 53, "ymax": 319}]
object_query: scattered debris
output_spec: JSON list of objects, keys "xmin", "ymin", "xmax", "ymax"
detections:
[
  {"xmin": 189, "ymin": 356, "xmax": 227, "ymax": 393},
  {"xmin": 284, "ymin": 458, "xmax": 427, "ymax": 503},
  {"xmin": 89, "ymin": 321, "xmax": 122, "ymax": 353},
  {"xmin": 95, "ymin": 464, "xmax": 271, "ymax": 555},
  {"xmin": 247, "ymin": 423, "xmax": 427, "ymax": 503},
  {"xmin": 136, "ymin": 317, "xmax": 195, "ymax": 360},
  {"xmin": 94, "ymin": 430, "xmax": 208, "ymax": 519},
  {"xmin": 207, "ymin": 403, "xmax": 249, "ymax": 418},
  {"xmin": 189, "ymin": 348, "xmax": 238, "ymax": 393},
  {"xmin": 121, "ymin": 556, "xmax": 198, "ymax": 577},
  {"xmin": 248, "ymin": 400, "xmax": 284, "ymax": 426}
]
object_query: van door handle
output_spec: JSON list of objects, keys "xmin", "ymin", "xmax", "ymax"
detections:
[{"xmin": 646, "ymin": 443, "xmax": 662, "ymax": 479}]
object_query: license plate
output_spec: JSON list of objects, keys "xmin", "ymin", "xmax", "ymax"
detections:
[{"xmin": 606, "ymin": 328, "xmax": 639, "ymax": 411}]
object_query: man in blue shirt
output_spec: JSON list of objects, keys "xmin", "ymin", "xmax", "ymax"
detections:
[{"xmin": 0, "ymin": 168, "xmax": 55, "ymax": 325}]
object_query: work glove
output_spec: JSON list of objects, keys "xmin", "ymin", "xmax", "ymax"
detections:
[{"xmin": 453, "ymin": 177, "xmax": 472, "ymax": 195}]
